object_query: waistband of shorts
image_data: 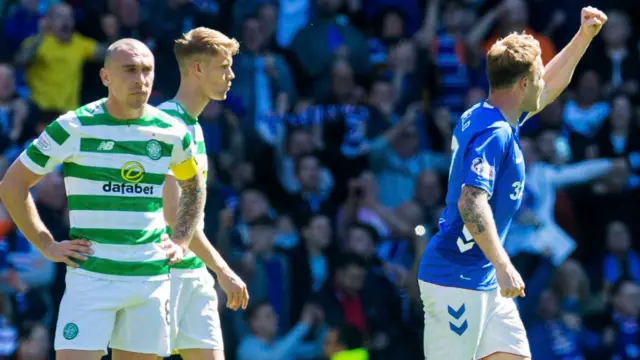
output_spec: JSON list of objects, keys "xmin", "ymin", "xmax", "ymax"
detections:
[
  {"xmin": 67, "ymin": 268, "xmax": 170, "ymax": 282},
  {"xmin": 169, "ymin": 266, "xmax": 209, "ymax": 278}
]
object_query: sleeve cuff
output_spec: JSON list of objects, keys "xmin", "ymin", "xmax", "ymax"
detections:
[
  {"xmin": 18, "ymin": 151, "xmax": 49, "ymax": 175},
  {"xmin": 462, "ymin": 181, "xmax": 493, "ymax": 197}
]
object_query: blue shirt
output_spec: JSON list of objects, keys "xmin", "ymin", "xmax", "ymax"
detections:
[{"xmin": 418, "ymin": 101, "xmax": 527, "ymax": 290}]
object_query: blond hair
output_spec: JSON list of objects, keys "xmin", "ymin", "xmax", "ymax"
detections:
[
  {"xmin": 174, "ymin": 27, "xmax": 240, "ymax": 73},
  {"xmin": 486, "ymin": 32, "xmax": 541, "ymax": 90}
]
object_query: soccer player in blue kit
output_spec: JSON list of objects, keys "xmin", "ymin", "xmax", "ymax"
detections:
[{"xmin": 418, "ymin": 7, "xmax": 608, "ymax": 360}]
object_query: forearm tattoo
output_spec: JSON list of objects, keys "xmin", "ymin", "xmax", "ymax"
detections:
[
  {"xmin": 458, "ymin": 186, "xmax": 489, "ymax": 234},
  {"xmin": 173, "ymin": 173, "xmax": 206, "ymax": 244}
]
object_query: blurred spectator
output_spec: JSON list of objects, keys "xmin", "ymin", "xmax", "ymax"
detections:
[
  {"xmin": 237, "ymin": 215, "xmax": 294, "ymax": 331},
  {"xmin": 0, "ymin": 64, "xmax": 31, "ymax": 155},
  {"xmin": 584, "ymin": 279, "xmax": 640, "ymax": 360},
  {"xmin": 14, "ymin": 2, "xmax": 105, "ymax": 113},
  {"xmin": 323, "ymin": 324, "xmax": 368, "ymax": 360},
  {"xmin": 146, "ymin": 0, "xmax": 216, "ymax": 96},
  {"xmin": 368, "ymin": 106, "xmax": 449, "ymax": 208},
  {"xmin": 564, "ymin": 70, "xmax": 610, "ymax": 161},
  {"xmin": 601, "ymin": 221, "xmax": 640, "ymax": 291},
  {"xmin": 3, "ymin": 0, "xmax": 44, "ymax": 57},
  {"xmin": 551, "ymin": 260, "xmax": 605, "ymax": 317},
  {"xmin": 594, "ymin": 94, "xmax": 640, "ymax": 159},
  {"xmin": 290, "ymin": 0, "xmax": 371, "ymax": 99},
  {"xmin": 260, "ymin": 125, "xmax": 334, "ymax": 197},
  {"xmin": 284, "ymin": 153, "xmax": 337, "ymax": 219},
  {"xmin": 505, "ymin": 136, "xmax": 620, "ymax": 264},
  {"xmin": 414, "ymin": 0, "xmax": 474, "ymax": 119},
  {"xmin": 15, "ymin": 321, "xmax": 49, "ymax": 360},
  {"xmin": 231, "ymin": 14, "xmax": 296, "ymax": 150},
  {"xmin": 0, "ymin": 293, "xmax": 17, "ymax": 359},
  {"xmin": 288, "ymin": 214, "xmax": 338, "ymax": 322},
  {"xmin": 316, "ymin": 253, "xmax": 401, "ymax": 359},
  {"xmin": 237, "ymin": 301, "xmax": 326, "ymax": 360},
  {"xmin": 590, "ymin": 10, "xmax": 639, "ymax": 100},
  {"xmin": 471, "ymin": 0, "xmax": 557, "ymax": 65},
  {"xmin": 412, "ymin": 170, "xmax": 444, "ymax": 231},
  {"xmin": 526, "ymin": 289, "xmax": 602, "ymax": 360}
]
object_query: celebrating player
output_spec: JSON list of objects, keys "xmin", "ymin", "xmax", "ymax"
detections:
[
  {"xmin": 0, "ymin": 39, "xmax": 205, "ymax": 360},
  {"xmin": 158, "ymin": 27, "xmax": 249, "ymax": 360},
  {"xmin": 418, "ymin": 7, "xmax": 608, "ymax": 360}
]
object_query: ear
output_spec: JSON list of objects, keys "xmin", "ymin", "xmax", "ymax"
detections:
[
  {"xmin": 190, "ymin": 60, "xmax": 202, "ymax": 78},
  {"xmin": 99, "ymin": 68, "xmax": 109, "ymax": 86},
  {"xmin": 520, "ymin": 75, "xmax": 528, "ymax": 90}
]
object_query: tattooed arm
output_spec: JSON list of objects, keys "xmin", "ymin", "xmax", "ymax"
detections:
[
  {"xmin": 457, "ymin": 185, "xmax": 511, "ymax": 269},
  {"xmin": 163, "ymin": 174, "xmax": 249, "ymax": 310},
  {"xmin": 163, "ymin": 174, "xmax": 227, "ymax": 271},
  {"xmin": 172, "ymin": 172, "xmax": 206, "ymax": 249},
  {"xmin": 458, "ymin": 185, "xmax": 524, "ymax": 298}
]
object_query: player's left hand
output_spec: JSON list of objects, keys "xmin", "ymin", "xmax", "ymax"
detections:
[
  {"xmin": 160, "ymin": 234, "xmax": 185, "ymax": 265},
  {"xmin": 217, "ymin": 266, "xmax": 249, "ymax": 310},
  {"xmin": 579, "ymin": 7, "xmax": 607, "ymax": 38}
]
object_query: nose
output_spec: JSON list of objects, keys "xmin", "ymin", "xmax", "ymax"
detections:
[
  {"xmin": 133, "ymin": 70, "xmax": 145, "ymax": 86},
  {"xmin": 228, "ymin": 68, "xmax": 235, "ymax": 81}
]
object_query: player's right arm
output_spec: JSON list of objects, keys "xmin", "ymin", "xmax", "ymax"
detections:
[
  {"xmin": 167, "ymin": 130, "xmax": 206, "ymax": 253},
  {"xmin": 0, "ymin": 118, "xmax": 92, "ymax": 267},
  {"xmin": 457, "ymin": 126, "xmax": 525, "ymax": 298},
  {"xmin": 163, "ymin": 175, "xmax": 249, "ymax": 310}
]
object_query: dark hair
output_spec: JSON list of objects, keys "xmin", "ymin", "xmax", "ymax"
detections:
[
  {"xmin": 247, "ymin": 214, "xmax": 276, "ymax": 228},
  {"xmin": 609, "ymin": 277, "xmax": 636, "ymax": 298},
  {"xmin": 243, "ymin": 300, "xmax": 272, "ymax": 323},
  {"xmin": 347, "ymin": 222, "xmax": 380, "ymax": 245},
  {"xmin": 335, "ymin": 252, "xmax": 368, "ymax": 271},
  {"xmin": 294, "ymin": 152, "xmax": 320, "ymax": 175},
  {"xmin": 336, "ymin": 324, "xmax": 365, "ymax": 350}
]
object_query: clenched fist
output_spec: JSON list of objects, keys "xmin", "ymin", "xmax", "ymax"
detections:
[{"xmin": 579, "ymin": 7, "xmax": 608, "ymax": 38}]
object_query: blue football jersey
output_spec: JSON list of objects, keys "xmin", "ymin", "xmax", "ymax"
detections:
[{"xmin": 418, "ymin": 101, "xmax": 527, "ymax": 290}]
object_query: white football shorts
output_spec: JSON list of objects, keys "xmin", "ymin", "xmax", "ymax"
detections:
[
  {"xmin": 54, "ymin": 271, "xmax": 171, "ymax": 356},
  {"xmin": 170, "ymin": 269, "xmax": 223, "ymax": 352},
  {"xmin": 419, "ymin": 280, "xmax": 531, "ymax": 359}
]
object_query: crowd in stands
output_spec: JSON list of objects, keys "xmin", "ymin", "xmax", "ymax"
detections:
[{"xmin": 1, "ymin": 0, "xmax": 640, "ymax": 359}]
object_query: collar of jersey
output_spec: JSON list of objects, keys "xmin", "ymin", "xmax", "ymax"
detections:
[
  {"xmin": 98, "ymin": 98, "xmax": 153, "ymax": 125},
  {"xmin": 169, "ymin": 99, "xmax": 199, "ymax": 125},
  {"xmin": 482, "ymin": 100, "xmax": 520, "ymax": 135}
]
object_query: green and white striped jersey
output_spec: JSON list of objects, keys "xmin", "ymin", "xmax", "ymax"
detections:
[
  {"xmin": 19, "ymin": 99, "xmax": 196, "ymax": 281},
  {"xmin": 157, "ymin": 100, "xmax": 207, "ymax": 277}
]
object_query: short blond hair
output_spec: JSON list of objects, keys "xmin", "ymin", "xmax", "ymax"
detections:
[
  {"xmin": 174, "ymin": 27, "xmax": 240, "ymax": 72},
  {"xmin": 486, "ymin": 32, "xmax": 541, "ymax": 90}
]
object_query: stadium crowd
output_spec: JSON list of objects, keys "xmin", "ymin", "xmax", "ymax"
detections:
[{"xmin": 0, "ymin": 0, "xmax": 639, "ymax": 359}]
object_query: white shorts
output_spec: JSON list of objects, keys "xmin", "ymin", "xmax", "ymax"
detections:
[
  {"xmin": 419, "ymin": 280, "xmax": 531, "ymax": 359},
  {"xmin": 54, "ymin": 271, "xmax": 171, "ymax": 356},
  {"xmin": 170, "ymin": 269, "xmax": 223, "ymax": 351}
]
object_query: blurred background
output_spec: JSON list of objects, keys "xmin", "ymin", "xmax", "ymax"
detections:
[{"xmin": 0, "ymin": 0, "xmax": 639, "ymax": 359}]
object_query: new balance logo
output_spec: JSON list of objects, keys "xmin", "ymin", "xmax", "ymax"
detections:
[
  {"xmin": 448, "ymin": 304, "xmax": 468, "ymax": 336},
  {"xmin": 98, "ymin": 141, "xmax": 115, "ymax": 151}
]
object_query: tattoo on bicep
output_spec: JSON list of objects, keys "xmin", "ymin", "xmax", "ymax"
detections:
[
  {"xmin": 173, "ymin": 173, "xmax": 206, "ymax": 241},
  {"xmin": 458, "ymin": 186, "xmax": 489, "ymax": 234}
]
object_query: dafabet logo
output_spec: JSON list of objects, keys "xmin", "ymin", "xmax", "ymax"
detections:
[{"xmin": 102, "ymin": 161, "xmax": 155, "ymax": 195}]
